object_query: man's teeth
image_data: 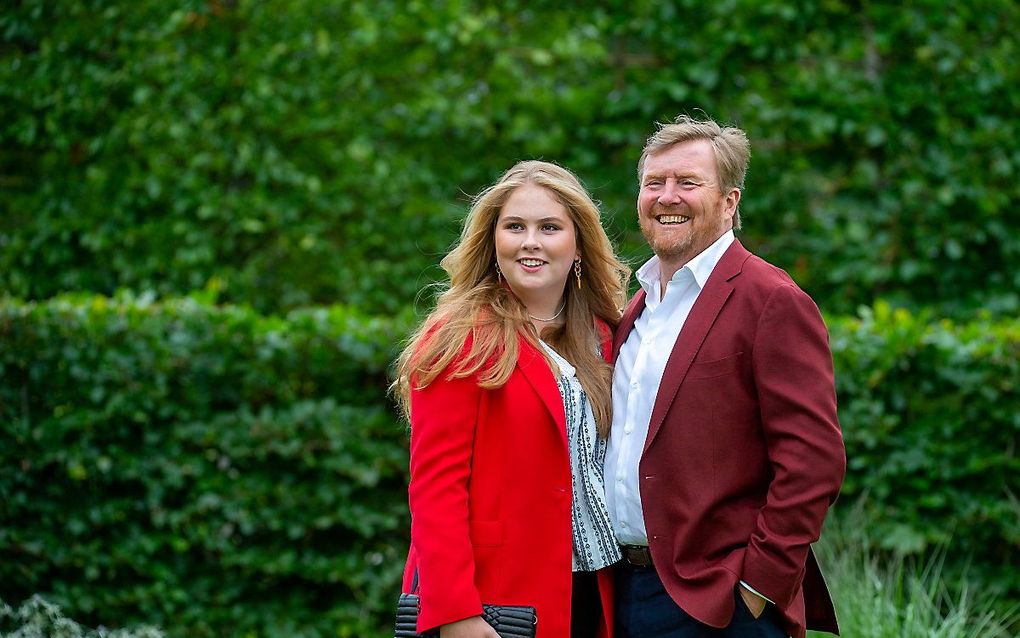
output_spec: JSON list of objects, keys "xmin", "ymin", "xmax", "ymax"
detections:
[
  {"xmin": 520, "ymin": 259, "xmax": 544, "ymax": 267},
  {"xmin": 658, "ymin": 215, "xmax": 690, "ymax": 224}
]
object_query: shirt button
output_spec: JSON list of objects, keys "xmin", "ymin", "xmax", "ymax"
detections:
[
  {"xmin": 616, "ymin": 476, "xmax": 623, "ymax": 483},
  {"xmin": 624, "ymin": 426, "xmax": 632, "ymax": 434},
  {"xmin": 621, "ymin": 521, "xmax": 628, "ymax": 528},
  {"xmin": 631, "ymin": 381, "xmax": 639, "ymax": 389}
]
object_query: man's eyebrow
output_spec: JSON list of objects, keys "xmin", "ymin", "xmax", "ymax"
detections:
[{"xmin": 642, "ymin": 171, "xmax": 703, "ymax": 180}]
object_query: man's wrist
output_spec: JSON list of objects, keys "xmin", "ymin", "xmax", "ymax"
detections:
[{"xmin": 738, "ymin": 582, "xmax": 769, "ymax": 619}]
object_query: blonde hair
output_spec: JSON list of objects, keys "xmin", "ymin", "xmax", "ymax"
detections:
[
  {"xmin": 638, "ymin": 113, "xmax": 751, "ymax": 228},
  {"xmin": 393, "ymin": 160, "xmax": 629, "ymax": 436}
]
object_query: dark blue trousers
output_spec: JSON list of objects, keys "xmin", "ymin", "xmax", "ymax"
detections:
[{"xmin": 614, "ymin": 565, "xmax": 788, "ymax": 638}]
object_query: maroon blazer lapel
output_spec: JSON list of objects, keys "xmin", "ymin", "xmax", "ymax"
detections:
[
  {"xmin": 613, "ymin": 289, "xmax": 647, "ymax": 362},
  {"xmin": 643, "ymin": 240, "xmax": 751, "ymax": 454}
]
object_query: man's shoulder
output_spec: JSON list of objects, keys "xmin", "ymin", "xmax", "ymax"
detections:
[
  {"xmin": 727, "ymin": 247, "xmax": 822, "ymax": 312},
  {"xmin": 737, "ymin": 248, "xmax": 800, "ymax": 291}
]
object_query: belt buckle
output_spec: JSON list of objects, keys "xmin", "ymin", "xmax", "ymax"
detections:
[{"xmin": 621, "ymin": 544, "xmax": 652, "ymax": 568}]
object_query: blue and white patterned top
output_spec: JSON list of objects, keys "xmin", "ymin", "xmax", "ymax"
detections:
[{"xmin": 540, "ymin": 340, "xmax": 621, "ymax": 572}]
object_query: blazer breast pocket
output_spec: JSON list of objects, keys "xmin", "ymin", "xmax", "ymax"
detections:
[{"xmin": 686, "ymin": 352, "xmax": 743, "ymax": 380}]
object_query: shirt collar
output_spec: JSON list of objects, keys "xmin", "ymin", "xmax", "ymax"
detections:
[{"xmin": 635, "ymin": 230, "xmax": 735, "ymax": 296}]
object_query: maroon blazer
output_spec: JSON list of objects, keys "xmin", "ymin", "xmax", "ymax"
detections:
[{"xmin": 613, "ymin": 240, "xmax": 846, "ymax": 638}]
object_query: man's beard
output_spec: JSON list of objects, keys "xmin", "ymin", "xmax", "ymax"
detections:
[
  {"xmin": 642, "ymin": 222, "xmax": 696, "ymax": 262},
  {"xmin": 641, "ymin": 203, "xmax": 697, "ymax": 262}
]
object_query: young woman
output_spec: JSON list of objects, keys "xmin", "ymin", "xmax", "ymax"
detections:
[{"xmin": 394, "ymin": 161, "xmax": 629, "ymax": 638}]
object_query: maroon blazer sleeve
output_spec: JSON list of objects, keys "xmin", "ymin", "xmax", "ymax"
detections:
[
  {"xmin": 408, "ymin": 368, "xmax": 485, "ymax": 630},
  {"xmin": 741, "ymin": 283, "xmax": 846, "ymax": 608}
]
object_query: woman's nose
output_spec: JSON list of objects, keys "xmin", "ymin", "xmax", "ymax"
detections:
[{"xmin": 522, "ymin": 230, "xmax": 541, "ymax": 249}]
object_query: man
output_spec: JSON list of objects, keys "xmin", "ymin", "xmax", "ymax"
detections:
[{"xmin": 606, "ymin": 114, "xmax": 846, "ymax": 638}]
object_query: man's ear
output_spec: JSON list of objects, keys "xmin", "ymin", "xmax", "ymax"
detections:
[{"xmin": 724, "ymin": 188, "xmax": 741, "ymax": 220}]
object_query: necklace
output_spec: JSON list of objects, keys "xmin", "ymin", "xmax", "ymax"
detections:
[{"xmin": 528, "ymin": 301, "xmax": 566, "ymax": 322}]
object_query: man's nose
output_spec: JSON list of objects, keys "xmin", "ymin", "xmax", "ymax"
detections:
[{"xmin": 658, "ymin": 179, "xmax": 683, "ymax": 205}]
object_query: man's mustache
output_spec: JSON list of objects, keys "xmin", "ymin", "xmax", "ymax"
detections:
[{"xmin": 649, "ymin": 203, "xmax": 689, "ymax": 216}]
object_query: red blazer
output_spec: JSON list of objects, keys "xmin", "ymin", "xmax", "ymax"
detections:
[
  {"xmin": 613, "ymin": 240, "xmax": 845, "ymax": 638},
  {"xmin": 403, "ymin": 327, "xmax": 615, "ymax": 638}
]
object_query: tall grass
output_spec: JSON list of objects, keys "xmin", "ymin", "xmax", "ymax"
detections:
[
  {"xmin": 808, "ymin": 509, "xmax": 1017, "ymax": 638},
  {"xmin": 0, "ymin": 595, "xmax": 164, "ymax": 638}
]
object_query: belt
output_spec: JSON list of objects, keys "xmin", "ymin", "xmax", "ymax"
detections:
[{"xmin": 619, "ymin": 544, "xmax": 653, "ymax": 568}]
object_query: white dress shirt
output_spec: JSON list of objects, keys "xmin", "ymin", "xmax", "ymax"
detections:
[{"xmin": 605, "ymin": 230, "xmax": 735, "ymax": 545}]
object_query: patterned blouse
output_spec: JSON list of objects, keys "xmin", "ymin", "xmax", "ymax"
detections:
[{"xmin": 540, "ymin": 341, "xmax": 622, "ymax": 572}]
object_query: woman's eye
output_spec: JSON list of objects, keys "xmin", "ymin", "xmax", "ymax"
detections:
[
  {"xmin": 542, "ymin": 224, "xmax": 560, "ymax": 232},
  {"xmin": 505, "ymin": 222, "xmax": 523, "ymax": 230}
]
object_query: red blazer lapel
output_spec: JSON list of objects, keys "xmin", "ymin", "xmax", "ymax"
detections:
[
  {"xmin": 643, "ymin": 240, "xmax": 751, "ymax": 454},
  {"xmin": 515, "ymin": 336, "xmax": 568, "ymax": 446},
  {"xmin": 613, "ymin": 289, "xmax": 647, "ymax": 362}
]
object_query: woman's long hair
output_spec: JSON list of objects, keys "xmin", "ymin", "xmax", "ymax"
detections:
[{"xmin": 393, "ymin": 160, "xmax": 629, "ymax": 437}]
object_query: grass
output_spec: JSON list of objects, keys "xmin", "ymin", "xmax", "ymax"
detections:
[{"xmin": 807, "ymin": 509, "xmax": 1017, "ymax": 638}]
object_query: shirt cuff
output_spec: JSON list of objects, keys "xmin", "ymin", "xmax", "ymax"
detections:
[{"xmin": 739, "ymin": 580, "xmax": 775, "ymax": 605}]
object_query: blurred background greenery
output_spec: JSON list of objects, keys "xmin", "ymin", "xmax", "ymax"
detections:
[{"xmin": 1, "ymin": 1, "xmax": 1017, "ymax": 637}]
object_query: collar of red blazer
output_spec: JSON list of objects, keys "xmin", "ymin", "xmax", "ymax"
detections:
[{"xmin": 514, "ymin": 319, "xmax": 615, "ymax": 449}]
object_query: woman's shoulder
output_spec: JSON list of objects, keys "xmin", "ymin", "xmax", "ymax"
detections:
[{"xmin": 415, "ymin": 310, "xmax": 528, "ymax": 384}]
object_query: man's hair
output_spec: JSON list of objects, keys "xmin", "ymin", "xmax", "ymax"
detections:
[{"xmin": 638, "ymin": 114, "xmax": 751, "ymax": 228}]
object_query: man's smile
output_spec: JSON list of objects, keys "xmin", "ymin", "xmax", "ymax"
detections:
[{"xmin": 657, "ymin": 214, "xmax": 690, "ymax": 225}]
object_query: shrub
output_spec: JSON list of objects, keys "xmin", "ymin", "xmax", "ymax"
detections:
[
  {"xmin": 2, "ymin": 1, "xmax": 1018, "ymax": 317},
  {"xmin": 0, "ymin": 294, "xmax": 413, "ymax": 637},
  {"xmin": 2, "ymin": 295, "xmax": 1017, "ymax": 636},
  {"xmin": 830, "ymin": 303, "xmax": 1020, "ymax": 598}
]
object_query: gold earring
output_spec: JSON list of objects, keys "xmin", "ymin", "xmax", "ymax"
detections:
[
  {"xmin": 574, "ymin": 259, "xmax": 582, "ymax": 289},
  {"xmin": 495, "ymin": 261, "xmax": 502, "ymax": 283}
]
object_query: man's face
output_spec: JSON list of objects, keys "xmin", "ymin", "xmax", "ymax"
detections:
[{"xmin": 637, "ymin": 139, "xmax": 739, "ymax": 269}]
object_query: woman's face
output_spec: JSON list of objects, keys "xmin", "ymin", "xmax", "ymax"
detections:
[{"xmin": 494, "ymin": 184, "xmax": 579, "ymax": 312}]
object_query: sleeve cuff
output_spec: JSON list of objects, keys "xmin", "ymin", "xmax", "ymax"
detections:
[{"xmin": 739, "ymin": 580, "xmax": 775, "ymax": 605}]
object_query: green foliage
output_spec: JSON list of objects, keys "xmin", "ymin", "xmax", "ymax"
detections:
[
  {"xmin": 807, "ymin": 507, "xmax": 1018, "ymax": 638},
  {"xmin": 1, "ymin": 595, "xmax": 163, "ymax": 638},
  {"xmin": 830, "ymin": 302, "xmax": 1020, "ymax": 597},
  {"xmin": 2, "ymin": 1, "xmax": 1017, "ymax": 316},
  {"xmin": 2, "ymin": 295, "xmax": 1017, "ymax": 636},
  {"xmin": 0, "ymin": 294, "xmax": 413, "ymax": 638}
]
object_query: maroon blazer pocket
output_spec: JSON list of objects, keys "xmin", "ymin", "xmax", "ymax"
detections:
[{"xmin": 686, "ymin": 352, "xmax": 743, "ymax": 380}]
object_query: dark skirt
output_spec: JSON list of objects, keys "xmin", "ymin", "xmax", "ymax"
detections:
[{"xmin": 571, "ymin": 570, "xmax": 602, "ymax": 638}]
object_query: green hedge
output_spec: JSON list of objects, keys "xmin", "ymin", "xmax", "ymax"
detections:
[
  {"xmin": 2, "ymin": 1, "xmax": 1018, "ymax": 317},
  {"xmin": 0, "ymin": 294, "xmax": 413, "ymax": 637},
  {"xmin": 829, "ymin": 303, "xmax": 1019, "ymax": 597},
  {"xmin": 2, "ymin": 295, "xmax": 1017, "ymax": 636}
]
